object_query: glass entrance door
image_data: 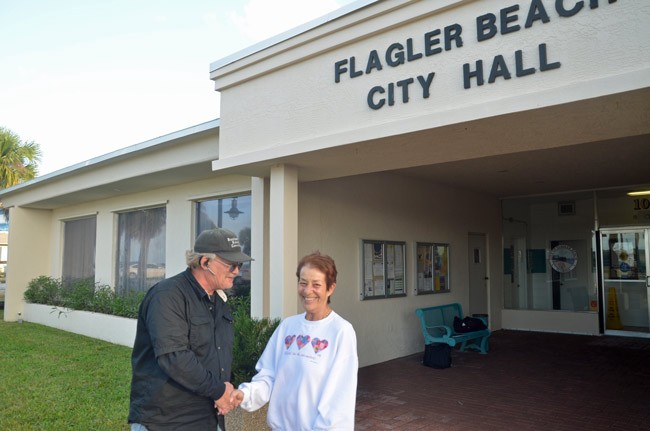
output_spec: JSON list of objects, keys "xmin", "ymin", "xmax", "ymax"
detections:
[{"xmin": 600, "ymin": 228, "xmax": 650, "ymax": 336}]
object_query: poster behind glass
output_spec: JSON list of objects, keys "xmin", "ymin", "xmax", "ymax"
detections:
[
  {"xmin": 416, "ymin": 242, "xmax": 450, "ymax": 294},
  {"xmin": 606, "ymin": 232, "xmax": 644, "ymax": 280},
  {"xmin": 362, "ymin": 240, "xmax": 406, "ymax": 299}
]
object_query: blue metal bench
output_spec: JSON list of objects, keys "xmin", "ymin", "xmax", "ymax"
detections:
[{"xmin": 415, "ymin": 303, "xmax": 491, "ymax": 354}]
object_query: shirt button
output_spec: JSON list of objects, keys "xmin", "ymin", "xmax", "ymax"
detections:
[{"xmin": 218, "ymin": 346, "xmax": 221, "ymax": 350}]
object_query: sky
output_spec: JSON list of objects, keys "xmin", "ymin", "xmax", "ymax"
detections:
[{"xmin": 1, "ymin": 0, "xmax": 357, "ymax": 176}]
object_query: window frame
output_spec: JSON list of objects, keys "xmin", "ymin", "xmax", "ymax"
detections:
[
  {"xmin": 61, "ymin": 215, "xmax": 97, "ymax": 286},
  {"xmin": 115, "ymin": 205, "xmax": 167, "ymax": 293}
]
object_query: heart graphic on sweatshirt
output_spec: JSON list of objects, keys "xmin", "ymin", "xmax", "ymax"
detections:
[
  {"xmin": 284, "ymin": 335, "xmax": 296, "ymax": 349},
  {"xmin": 296, "ymin": 335, "xmax": 311, "ymax": 350},
  {"xmin": 311, "ymin": 338, "xmax": 329, "ymax": 353}
]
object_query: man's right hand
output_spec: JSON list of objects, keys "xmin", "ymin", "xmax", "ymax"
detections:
[{"xmin": 214, "ymin": 382, "xmax": 235, "ymax": 415}]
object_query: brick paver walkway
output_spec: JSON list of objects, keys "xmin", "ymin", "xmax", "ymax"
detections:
[{"xmin": 355, "ymin": 330, "xmax": 650, "ymax": 430}]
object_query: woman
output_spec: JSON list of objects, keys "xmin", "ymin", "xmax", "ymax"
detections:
[{"xmin": 231, "ymin": 251, "xmax": 358, "ymax": 430}]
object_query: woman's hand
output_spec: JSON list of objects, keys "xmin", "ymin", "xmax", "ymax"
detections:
[{"xmin": 230, "ymin": 389, "xmax": 244, "ymax": 408}]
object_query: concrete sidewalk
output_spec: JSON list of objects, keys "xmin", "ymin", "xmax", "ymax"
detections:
[{"xmin": 355, "ymin": 330, "xmax": 650, "ymax": 430}]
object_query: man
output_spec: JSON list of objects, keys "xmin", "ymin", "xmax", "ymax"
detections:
[{"xmin": 129, "ymin": 227, "xmax": 252, "ymax": 431}]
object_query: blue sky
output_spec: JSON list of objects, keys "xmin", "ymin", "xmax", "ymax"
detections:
[{"xmin": 1, "ymin": 0, "xmax": 355, "ymax": 175}]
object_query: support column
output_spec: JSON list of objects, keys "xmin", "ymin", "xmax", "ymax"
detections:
[
  {"xmin": 250, "ymin": 177, "xmax": 266, "ymax": 319},
  {"xmin": 269, "ymin": 164, "xmax": 298, "ymax": 319}
]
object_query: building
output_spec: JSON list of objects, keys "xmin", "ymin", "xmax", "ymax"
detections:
[{"xmin": 1, "ymin": 0, "xmax": 649, "ymax": 367}]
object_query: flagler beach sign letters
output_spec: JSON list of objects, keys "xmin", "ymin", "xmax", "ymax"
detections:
[{"xmin": 333, "ymin": 0, "xmax": 619, "ymax": 110}]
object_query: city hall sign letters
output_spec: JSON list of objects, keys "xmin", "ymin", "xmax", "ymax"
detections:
[{"xmin": 332, "ymin": 0, "xmax": 619, "ymax": 110}]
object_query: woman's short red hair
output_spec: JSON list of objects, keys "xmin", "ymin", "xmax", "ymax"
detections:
[{"xmin": 296, "ymin": 251, "xmax": 338, "ymax": 288}]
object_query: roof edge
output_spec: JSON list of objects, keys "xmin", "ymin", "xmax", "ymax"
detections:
[
  {"xmin": 0, "ymin": 119, "xmax": 220, "ymax": 198},
  {"xmin": 209, "ymin": 0, "xmax": 378, "ymax": 73}
]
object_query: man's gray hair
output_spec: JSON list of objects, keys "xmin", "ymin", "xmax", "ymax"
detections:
[{"xmin": 186, "ymin": 251, "xmax": 217, "ymax": 268}]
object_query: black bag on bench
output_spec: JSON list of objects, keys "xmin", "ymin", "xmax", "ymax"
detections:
[
  {"xmin": 423, "ymin": 343, "xmax": 451, "ymax": 369},
  {"xmin": 453, "ymin": 316, "xmax": 487, "ymax": 333}
]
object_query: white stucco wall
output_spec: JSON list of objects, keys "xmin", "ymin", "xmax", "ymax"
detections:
[
  {"xmin": 23, "ymin": 303, "xmax": 137, "ymax": 347},
  {"xmin": 297, "ymin": 172, "xmax": 502, "ymax": 367},
  {"xmin": 214, "ymin": 0, "xmax": 650, "ymax": 160},
  {"xmin": 4, "ymin": 207, "xmax": 53, "ymax": 320}
]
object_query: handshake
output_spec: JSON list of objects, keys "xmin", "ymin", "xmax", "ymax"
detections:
[{"xmin": 214, "ymin": 382, "xmax": 245, "ymax": 415}]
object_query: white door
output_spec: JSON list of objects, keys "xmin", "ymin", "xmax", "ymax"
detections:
[
  {"xmin": 600, "ymin": 228, "xmax": 650, "ymax": 337},
  {"xmin": 468, "ymin": 233, "xmax": 488, "ymax": 318}
]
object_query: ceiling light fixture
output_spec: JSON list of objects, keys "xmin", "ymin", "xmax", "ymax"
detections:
[{"xmin": 627, "ymin": 190, "xmax": 650, "ymax": 196}]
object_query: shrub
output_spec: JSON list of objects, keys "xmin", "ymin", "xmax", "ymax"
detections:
[
  {"xmin": 24, "ymin": 276, "xmax": 145, "ymax": 318},
  {"xmin": 62, "ymin": 278, "xmax": 96, "ymax": 311},
  {"xmin": 228, "ymin": 294, "xmax": 251, "ymax": 317},
  {"xmin": 91, "ymin": 285, "xmax": 117, "ymax": 315},
  {"xmin": 110, "ymin": 289, "xmax": 146, "ymax": 319},
  {"xmin": 231, "ymin": 297, "xmax": 280, "ymax": 387},
  {"xmin": 24, "ymin": 276, "xmax": 63, "ymax": 306}
]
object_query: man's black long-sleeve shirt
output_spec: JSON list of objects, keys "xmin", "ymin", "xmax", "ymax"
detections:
[{"xmin": 129, "ymin": 268, "xmax": 233, "ymax": 430}]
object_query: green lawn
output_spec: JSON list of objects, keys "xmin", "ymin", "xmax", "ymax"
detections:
[{"xmin": 0, "ymin": 309, "xmax": 133, "ymax": 430}]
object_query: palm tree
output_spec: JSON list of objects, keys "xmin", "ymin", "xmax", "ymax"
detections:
[
  {"xmin": 0, "ymin": 127, "xmax": 42, "ymax": 219},
  {"xmin": 0, "ymin": 127, "xmax": 41, "ymax": 189}
]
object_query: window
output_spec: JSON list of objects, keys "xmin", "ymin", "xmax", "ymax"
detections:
[
  {"xmin": 361, "ymin": 240, "xmax": 406, "ymax": 299},
  {"xmin": 62, "ymin": 216, "xmax": 97, "ymax": 286},
  {"xmin": 196, "ymin": 195, "xmax": 251, "ymax": 297},
  {"xmin": 502, "ymin": 194, "xmax": 597, "ymax": 312},
  {"xmin": 116, "ymin": 207, "xmax": 166, "ymax": 293}
]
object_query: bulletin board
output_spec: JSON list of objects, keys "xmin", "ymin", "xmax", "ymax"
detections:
[
  {"xmin": 415, "ymin": 242, "xmax": 450, "ymax": 294},
  {"xmin": 361, "ymin": 239, "xmax": 406, "ymax": 299}
]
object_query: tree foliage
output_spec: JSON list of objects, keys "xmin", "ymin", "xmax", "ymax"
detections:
[{"xmin": 0, "ymin": 127, "xmax": 41, "ymax": 189}]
